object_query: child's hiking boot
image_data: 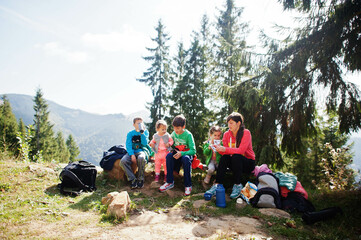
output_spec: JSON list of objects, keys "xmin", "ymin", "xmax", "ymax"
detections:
[
  {"xmin": 154, "ymin": 174, "xmax": 160, "ymax": 182},
  {"xmin": 130, "ymin": 179, "xmax": 137, "ymax": 189},
  {"xmin": 230, "ymin": 183, "xmax": 243, "ymax": 199},
  {"xmin": 159, "ymin": 182, "xmax": 174, "ymax": 192},
  {"xmin": 204, "ymin": 174, "xmax": 211, "ymax": 184},
  {"xmin": 137, "ymin": 180, "xmax": 144, "ymax": 189},
  {"xmin": 204, "ymin": 184, "xmax": 218, "ymax": 200},
  {"xmin": 185, "ymin": 186, "xmax": 192, "ymax": 196}
]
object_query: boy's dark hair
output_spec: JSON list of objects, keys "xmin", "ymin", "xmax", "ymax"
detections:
[
  {"xmin": 172, "ymin": 115, "xmax": 186, "ymax": 127},
  {"xmin": 133, "ymin": 117, "xmax": 143, "ymax": 124}
]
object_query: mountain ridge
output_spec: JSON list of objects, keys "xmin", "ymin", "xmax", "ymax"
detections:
[{"xmin": 4, "ymin": 93, "xmax": 149, "ymax": 166}]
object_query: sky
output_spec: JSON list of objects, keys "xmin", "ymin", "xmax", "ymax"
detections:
[
  {"xmin": 0, "ymin": 0, "xmax": 304, "ymax": 115},
  {"xmin": 0, "ymin": 0, "xmax": 359, "ymax": 117}
]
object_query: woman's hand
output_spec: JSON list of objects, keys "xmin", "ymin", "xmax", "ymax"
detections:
[{"xmin": 215, "ymin": 145, "xmax": 226, "ymax": 153}]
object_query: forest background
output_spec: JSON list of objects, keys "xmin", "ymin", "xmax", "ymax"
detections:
[{"xmin": 1, "ymin": 0, "xmax": 361, "ymax": 190}]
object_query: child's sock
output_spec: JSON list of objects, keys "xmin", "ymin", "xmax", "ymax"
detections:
[
  {"xmin": 155, "ymin": 173, "xmax": 160, "ymax": 182},
  {"xmin": 204, "ymin": 174, "xmax": 211, "ymax": 184}
]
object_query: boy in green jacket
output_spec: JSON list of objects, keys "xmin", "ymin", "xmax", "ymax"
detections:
[{"xmin": 159, "ymin": 115, "xmax": 196, "ymax": 196}]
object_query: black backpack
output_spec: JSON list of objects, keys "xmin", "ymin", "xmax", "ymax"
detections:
[{"xmin": 58, "ymin": 160, "xmax": 97, "ymax": 196}]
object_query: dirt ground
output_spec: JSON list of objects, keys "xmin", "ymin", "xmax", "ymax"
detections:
[
  {"xmin": 23, "ymin": 205, "xmax": 272, "ymax": 240},
  {"xmin": 7, "ymin": 164, "xmax": 278, "ymax": 240},
  {"xmin": 23, "ymin": 184, "xmax": 276, "ymax": 240}
]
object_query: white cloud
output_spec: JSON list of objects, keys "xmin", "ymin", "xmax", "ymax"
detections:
[
  {"xmin": 82, "ymin": 24, "xmax": 150, "ymax": 52},
  {"xmin": 36, "ymin": 42, "xmax": 92, "ymax": 64}
]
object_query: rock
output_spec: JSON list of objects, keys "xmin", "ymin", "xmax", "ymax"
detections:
[
  {"xmin": 259, "ymin": 208, "xmax": 291, "ymax": 219},
  {"xmin": 193, "ymin": 199, "xmax": 207, "ymax": 209},
  {"xmin": 106, "ymin": 191, "xmax": 131, "ymax": 219},
  {"xmin": 104, "ymin": 159, "xmax": 137, "ymax": 181},
  {"xmin": 101, "ymin": 191, "xmax": 120, "ymax": 205},
  {"xmin": 236, "ymin": 198, "xmax": 247, "ymax": 209},
  {"xmin": 29, "ymin": 165, "xmax": 55, "ymax": 175}
]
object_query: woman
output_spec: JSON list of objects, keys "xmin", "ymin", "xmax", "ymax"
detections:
[{"xmin": 205, "ymin": 112, "xmax": 256, "ymax": 199}]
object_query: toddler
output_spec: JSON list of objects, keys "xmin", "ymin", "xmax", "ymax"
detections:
[
  {"xmin": 149, "ymin": 120, "xmax": 173, "ymax": 182},
  {"xmin": 203, "ymin": 126, "xmax": 222, "ymax": 184}
]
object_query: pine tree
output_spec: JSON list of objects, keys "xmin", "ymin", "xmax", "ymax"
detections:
[
  {"xmin": 213, "ymin": 0, "xmax": 251, "ymax": 123},
  {"xmin": 137, "ymin": 19, "xmax": 172, "ymax": 135},
  {"xmin": 18, "ymin": 118, "xmax": 26, "ymax": 136},
  {"xmin": 31, "ymin": 88, "xmax": 57, "ymax": 161},
  {"xmin": 171, "ymin": 33, "xmax": 211, "ymax": 156},
  {"xmin": 55, "ymin": 131, "xmax": 70, "ymax": 163},
  {"xmin": 169, "ymin": 42, "xmax": 187, "ymax": 117},
  {"xmin": 66, "ymin": 134, "xmax": 80, "ymax": 162},
  {"xmin": 0, "ymin": 95, "xmax": 19, "ymax": 155}
]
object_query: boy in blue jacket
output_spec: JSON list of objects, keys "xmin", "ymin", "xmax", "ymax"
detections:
[{"xmin": 120, "ymin": 117, "xmax": 149, "ymax": 189}]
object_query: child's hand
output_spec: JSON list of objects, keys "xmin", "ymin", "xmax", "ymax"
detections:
[
  {"xmin": 215, "ymin": 145, "xmax": 226, "ymax": 153},
  {"xmin": 165, "ymin": 143, "xmax": 170, "ymax": 148},
  {"xmin": 149, "ymin": 142, "xmax": 155, "ymax": 148},
  {"xmin": 173, "ymin": 151, "xmax": 182, "ymax": 159}
]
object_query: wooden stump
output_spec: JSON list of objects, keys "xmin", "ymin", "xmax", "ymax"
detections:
[{"xmin": 105, "ymin": 159, "xmax": 138, "ymax": 181}]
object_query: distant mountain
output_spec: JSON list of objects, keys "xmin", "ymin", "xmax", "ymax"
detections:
[{"xmin": 4, "ymin": 94, "xmax": 149, "ymax": 166}]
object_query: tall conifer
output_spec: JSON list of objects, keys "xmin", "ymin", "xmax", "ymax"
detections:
[
  {"xmin": 213, "ymin": 0, "xmax": 251, "ymax": 124},
  {"xmin": 31, "ymin": 88, "xmax": 57, "ymax": 161},
  {"xmin": 138, "ymin": 19, "xmax": 171, "ymax": 135},
  {"xmin": 0, "ymin": 95, "xmax": 19, "ymax": 154}
]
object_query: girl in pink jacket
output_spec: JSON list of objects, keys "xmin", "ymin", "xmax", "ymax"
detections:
[{"xmin": 149, "ymin": 120, "xmax": 174, "ymax": 182}]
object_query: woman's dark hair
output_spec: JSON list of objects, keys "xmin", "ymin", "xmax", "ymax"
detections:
[{"xmin": 226, "ymin": 112, "xmax": 245, "ymax": 148}]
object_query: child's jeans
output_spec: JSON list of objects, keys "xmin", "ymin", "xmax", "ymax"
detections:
[
  {"xmin": 166, "ymin": 152, "xmax": 193, "ymax": 187},
  {"xmin": 207, "ymin": 160, "xmax": 218, "ymax": 175},
  {"xmin": 120, "ymin": 152, "xmax": 146, "ymax": 181},
  {"xmin": 154, "ymin": 150, "xmax": 168, "ymax": 175}
]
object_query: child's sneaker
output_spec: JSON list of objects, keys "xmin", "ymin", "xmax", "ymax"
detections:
[
  {"xmin": 230, "ymin": 183, "xmax": 243, "ymax": 199},
  {"xmin": 204, "ymin": 184, "xmax": 218, "ymax": 200},
  {"xmin": 154, "ymin": 174, "xmax": 160, "ymax": 182},
  {"xmin": 137, "ymin": 180, "xmax": 144, "ymax": 189},
  {"xmin": 185, "ymin": 186, "xmax": 192, "ymax": 196},
  {"xmin": 130, "ymin": 179, "xmax": 137, "ymax": 189},
  {"xmin": 159, "ymin": 182, "xmax": 174, "ymax": 192},
  {"xmin": 204, "ymin": 174, "xmax": 211, "ymax": 184}
]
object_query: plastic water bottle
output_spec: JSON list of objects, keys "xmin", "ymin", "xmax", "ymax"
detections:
[{"xmin": 216, "ymin": 184, "xmax": 226, "ymax": 208}]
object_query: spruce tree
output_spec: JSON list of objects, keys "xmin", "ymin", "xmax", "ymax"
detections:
[
  {"xmin": 31, "ymin": 88, "xmax": 57, "ymax": 161},
  {"xmin": 18, "ymin": 118, "xmax": 26, "ymax": 136},
  {"xmin": 137, "ymin": 19, "xmax": 172, "ymax": 135},
  {"xmin": 55, "ymin": 131, "xmax": 70, "ymax": 163},
  {"xmin": 169, "ymin": 42, "xmax": 187, "ymax": 118},
  {"xmin": 0, "ymin": 95, "xmax": 19, "ymax": 155},
  {"xmin": 213, "ymin": 0, "xmax": 251, "ymax": 124},
  {"xmin": 66, "ymin": 134, "xmax": 80, "ymax": 162},
  {"xmin": 171, "ymin": 33, "xmax": 211, "ymax": 156}
]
